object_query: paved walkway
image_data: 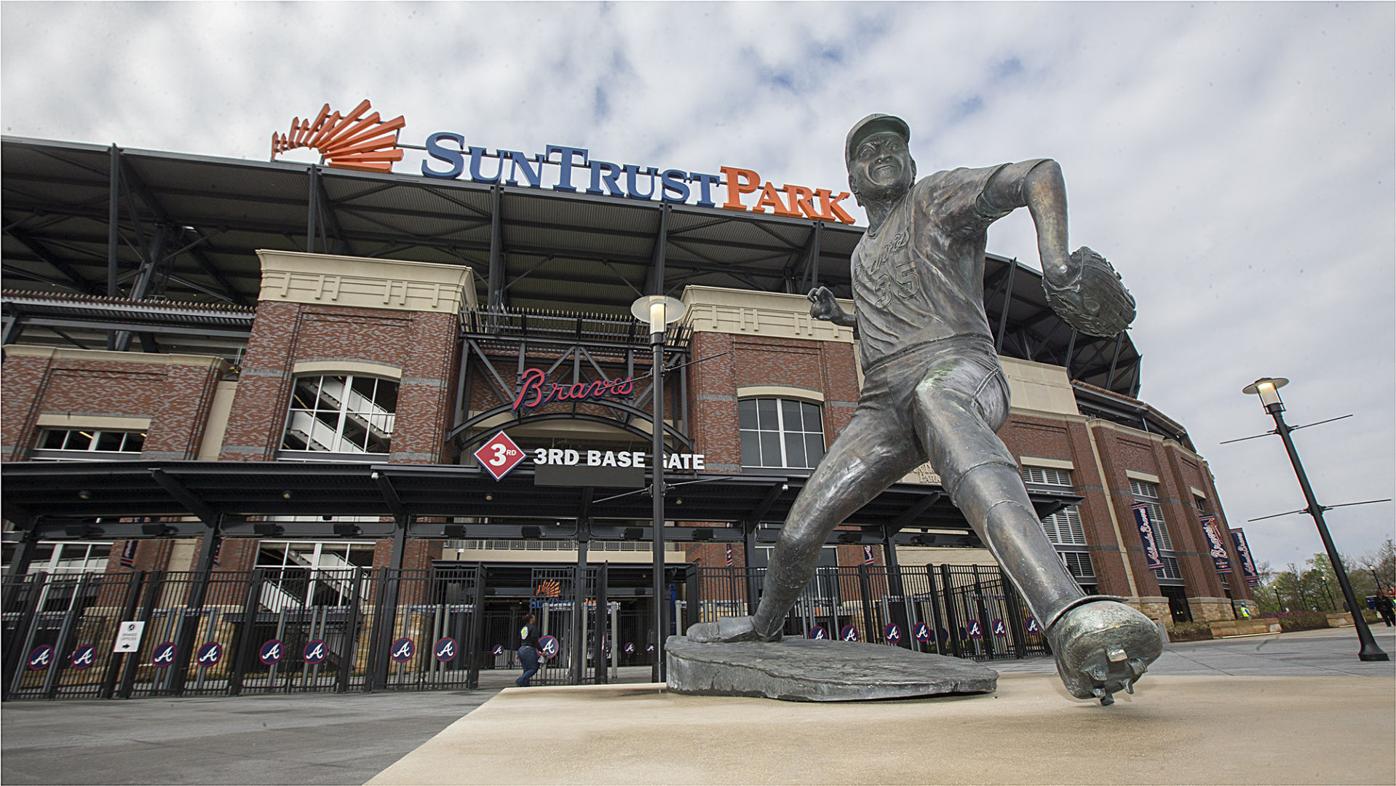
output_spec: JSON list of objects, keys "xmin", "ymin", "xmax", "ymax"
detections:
[{"xmin": 3, "ymin": 627, "xmax": 1393, "ymax": 785}]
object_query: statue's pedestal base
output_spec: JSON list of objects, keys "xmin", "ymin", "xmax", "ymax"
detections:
[{"xmin": 665, "ymin": 635, "xmax": 998, "ymax": 701}]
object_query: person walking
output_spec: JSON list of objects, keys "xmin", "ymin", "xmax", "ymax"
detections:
[{"xmin": 515, "ymin": 612, "xmax": 543, "ymax": 687}]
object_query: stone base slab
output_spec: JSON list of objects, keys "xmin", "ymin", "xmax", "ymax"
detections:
[
  {"xmin": 665, "ymin": 635, "xmax": 998, "ymax": 701},
  {"xmin": 366, "ymin": 674, "xmax": 1395, "ymax": 785}
]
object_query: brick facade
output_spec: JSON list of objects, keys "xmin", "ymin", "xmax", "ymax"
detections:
[{"xmin": 2, "ymin": 267, "xmax": 1244, "ymax": 622}]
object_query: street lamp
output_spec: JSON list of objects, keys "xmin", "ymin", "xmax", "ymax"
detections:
[
  {"xmin": 1242, "ymin": 377, "xmax": 1388, "ymax": 661},
  {"xmin": 631, "ymin": 294, "xmax": 687, "ymax": 682}
]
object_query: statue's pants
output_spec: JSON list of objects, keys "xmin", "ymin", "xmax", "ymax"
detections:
[{"xmin": 753, "ymin": 336, "xmax": 1086, "ymax": 637}]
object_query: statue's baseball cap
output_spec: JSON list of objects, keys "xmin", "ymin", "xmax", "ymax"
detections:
[{"xmin": 845, "ymin": 114, "xmax": 911, "ymax": 164}]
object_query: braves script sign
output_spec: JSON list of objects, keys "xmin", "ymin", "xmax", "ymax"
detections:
[{"xmin": 511, "ymin": 368, "xmax": 635, "ymax": 411}]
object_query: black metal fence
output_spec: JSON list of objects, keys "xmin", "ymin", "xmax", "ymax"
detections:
[
  {"xmin": 684, "ymin": 564, "xmax": 1050, "ymax": 661},
  {"xmin": 1, "ymin": 566, "xmax": 488, "ymax": 701},
  {"xmin": 2, "ymin": 562, "xmax": 1044, "ymax": 701}
]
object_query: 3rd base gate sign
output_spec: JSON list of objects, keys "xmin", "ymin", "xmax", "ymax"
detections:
[
  {"xmin": 474, "ymin": 431, "xmax": 526, "ymax": 480},
  {"xmin": 474, "ymin": 430, "xmax": 704, "ymax": 482}
]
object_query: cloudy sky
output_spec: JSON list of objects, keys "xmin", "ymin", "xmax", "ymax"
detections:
[{"xmin": 3, "ymin": 2, "xmax": 1393, "ymax": 570}]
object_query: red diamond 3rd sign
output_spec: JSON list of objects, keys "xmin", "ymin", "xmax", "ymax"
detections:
[{"xmin": 474, "ymin": 431, "xmax": 525, "ymax": 480}]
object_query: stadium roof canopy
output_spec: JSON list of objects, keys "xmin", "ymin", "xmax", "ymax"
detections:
[{"xmin": 1, "ymin": 136, "xmax": 1142, "ymax": 395}]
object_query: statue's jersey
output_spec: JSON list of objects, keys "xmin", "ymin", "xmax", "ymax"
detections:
[{"xmin": 851, "ymin": 164, "xmax": 1029, "ymax": 368}]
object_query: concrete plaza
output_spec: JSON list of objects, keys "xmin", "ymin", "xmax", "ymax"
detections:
[{"xmin": 3, "ymin": 628, "xmax": 1393, "ymax": 785}]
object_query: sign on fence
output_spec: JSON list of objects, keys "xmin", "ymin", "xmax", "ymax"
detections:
[{"xmin": 113, "ymin": 620, "xmax": 145, "ymax": 653}]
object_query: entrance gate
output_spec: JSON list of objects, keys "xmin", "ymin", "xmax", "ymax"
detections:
[
  {"xmin": 4, "ymin": 561, "xmax": 1046, "ymax": 701},
  {"xmin": 2, "ymin": 566, "xmax": 484, "ymax": 701}
]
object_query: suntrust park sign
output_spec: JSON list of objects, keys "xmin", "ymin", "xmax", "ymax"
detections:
[
  {"xmin": 422, "ymin": 133, "xmax": 856, "ymax": 224},
  {"xmin": 272, "ymin": 100, "xmax": 856, "ymax": 224}
]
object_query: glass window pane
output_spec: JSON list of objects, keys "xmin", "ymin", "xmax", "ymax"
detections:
[
  {"xmin": 68, "ymin": 431, "xmax": 94, "ymax": 451},
  {"xmin": 40, "ymin": 430, "xmax": 67, "ymax": 449},
  {"xmin": 759, "ymin": 432, "xmax": 781, "ymax": 467},
  {"xmin": 364, "ymin": 428, "xmax": 390, "ymax": 454},
  {"xmin": 351, "ymin": 375, "xmax": 376, "ymax": 404},
  {"xmin": 95, "ymin": 431, "xmax": 124, "ymax": 451},
  {"xmin": 340, "ymin": 416, "xmax": 369, "ymax": 452},
  {"xmin": 784, "ymin": 432, "xmax": 806, "ymax": 468},
  {"xmin": 805, "ymin": 434, "xmax": 825, "ymax": 466},
  {"xmin": 125, "ymin": 432, "xmax": 146, "ymax": 452},
  {"xmin": 740, "ymin": 431, "xmax": 761, "ymax": 466},
  {"xmin": 780, "ymin": 400, "xmax": 802, "ymax": 432},
  {"xmin": 756, "ymin": 399, "xmax": 777, "ymax": 430},
  {"xmin": 289, "ymin": 378, "xmax": 312, "ymax": 410},
  {"xmin": 803, "ymin": 402, "xmax": 822, "ymax": 431},
  {"xmin": 738, "ymin": 399, "xmax": 757, "ymax": 430},
  {"xmin": 375, "ymin": 381, "xmax": 399, "ymax": 412}
]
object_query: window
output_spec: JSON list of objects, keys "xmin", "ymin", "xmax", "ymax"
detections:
[
  {"xmin": 1022, "ymin": 466, "xmax": 1095, "ymax": 584},
  {"xmin": 1130, "ymin": 478, "xmax": 1182, "ymax": 583},
  {"xmin": 18, "ymin": 542, "xmax": 113, "ymax": 575},
  {"xmin": 739, "ymin": 398, "xmax": 825, "ymax": 469},
  {"xmin": 32, "ymin": 429, "xmax": 145, "ymax": 460},
  {"xmin": 281, "ymin": 374, "xmax": 397, "ymax": 455},
  {"xmin": 255, "ymin": 539, "xmax": 375, "ymax": 609}
]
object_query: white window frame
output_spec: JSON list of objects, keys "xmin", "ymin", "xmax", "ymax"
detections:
[
  {"xmin": 31, "ymin": 428, "xmax": 146, "ymax": 461},
  {"xmin": 280, "ymin": 374, "xmax": 397, "ymax": 457},
  {"xmin": 738, "ymin": 397, "xmax": 826, "ymax": 470},
  {"xmin": 1130, "ymin": 478, "xmax": 1183, "ymax": 582},
  {"xmin": 1022, "ymin": 466, "xmax": 1095, "ymax": 582}
]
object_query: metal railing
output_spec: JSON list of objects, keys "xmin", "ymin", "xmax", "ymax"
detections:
[{"xmin": 2, "ymin": 562, "xmax": 1044, "ymax": 701}]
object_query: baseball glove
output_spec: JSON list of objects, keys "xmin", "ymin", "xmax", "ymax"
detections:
[{"xmin": 1043, "ymin": 247, "xmax": 1136, "ymax": 338}]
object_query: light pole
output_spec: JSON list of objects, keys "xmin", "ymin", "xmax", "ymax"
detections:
[
  {"xmin": 631, "ymin": 294, "xmax": 687, "ymax": 682},
  {"xmin": 1242, "ymin": 377, "xmax": 1388, "ymax": 661}
]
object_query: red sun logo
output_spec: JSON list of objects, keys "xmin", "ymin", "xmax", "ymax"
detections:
[{"xmin": 270, "ymin": 99, "xmax": 405, "ymax": 173}]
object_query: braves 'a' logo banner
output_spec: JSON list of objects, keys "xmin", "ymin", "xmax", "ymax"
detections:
[{"xmin": 271, "ymin": 100, "xmax": 405, "ymax": 173}]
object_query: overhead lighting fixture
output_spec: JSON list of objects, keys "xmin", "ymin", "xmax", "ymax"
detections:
[{"xmin": 77, "ymin": 490, "xmax": 92, "ymax": 500}]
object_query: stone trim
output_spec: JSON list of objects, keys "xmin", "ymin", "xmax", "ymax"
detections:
[
  {"xmin": 257, "ymin": 250, "xmax": 475, "ymax": 314},
  {"xmin": 736, "ymin": 385, "xmax": 825, "ymax": 403},
  {"xmin": 292, "ymin": 359, "xmax": 404, "ymax": 380},
  {"xmin": 3, "ymin": 344, "xmax": 227, "ymax": 370},
  {"xmin": 1190, "ymin": 486, "xmax": 1208, "ymax": 501},
  {"xmin": 1019, "ymin": 456, "xmax": 1074, "ymax": 470},
  {"xmin": 197, "ymin": 381, "xmax": 239, "ymax": 461},
  {"xmin": 35, "ymin": 414, "xmax": 152, "ymax": 430},
  {"xmin": 680, "ymin": 285, "xmax": 855, "ymax": 343},
  {"xmin": 1126, "ymin": 469, "xmax": 1161, "ymax": 484}
]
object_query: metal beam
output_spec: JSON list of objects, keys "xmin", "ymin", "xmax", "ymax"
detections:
[
  {"xmin": 306, "ymin": 165, "xmax": 319, "ymax": 253},
  {"xmin": 3, "ymin": 223, "xmax": 96, "ymax": 293},
  {"xmin": 107, "ymin": 145, "xmax": 120, "ymax": 298},
  {"xmin": 315, "ymin": 170, "xmax": 352, "ymax": 256},
  {"xmin": 645, "ymin": 205, "xmax": 669, "ymax": 296},
  {"xmin": 372, "ymin": 470, "xmax": 408, "ymax": 521},
  {"xmin": 994, "ymin": 258, "xmax": 1018, "ymax": 353},
  {"xmin": 487, "ymin": 186, "xmax": 505, "ymax": 312},
  {"xmin": 116, "ymin": 160, "xmax": 248, "ymax": 305},
  {"xmin": 150, "ymin": 468, "xmax": 222, "ymax": 524}
]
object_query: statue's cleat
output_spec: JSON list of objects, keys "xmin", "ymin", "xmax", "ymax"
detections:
[
  {"xmin": 684, "ymin": 615, "xmax": 781, "ymax": 643},
  {"xmin": 1047, "ymin": 600, "xmax": 1163, "ymax": 705}
]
